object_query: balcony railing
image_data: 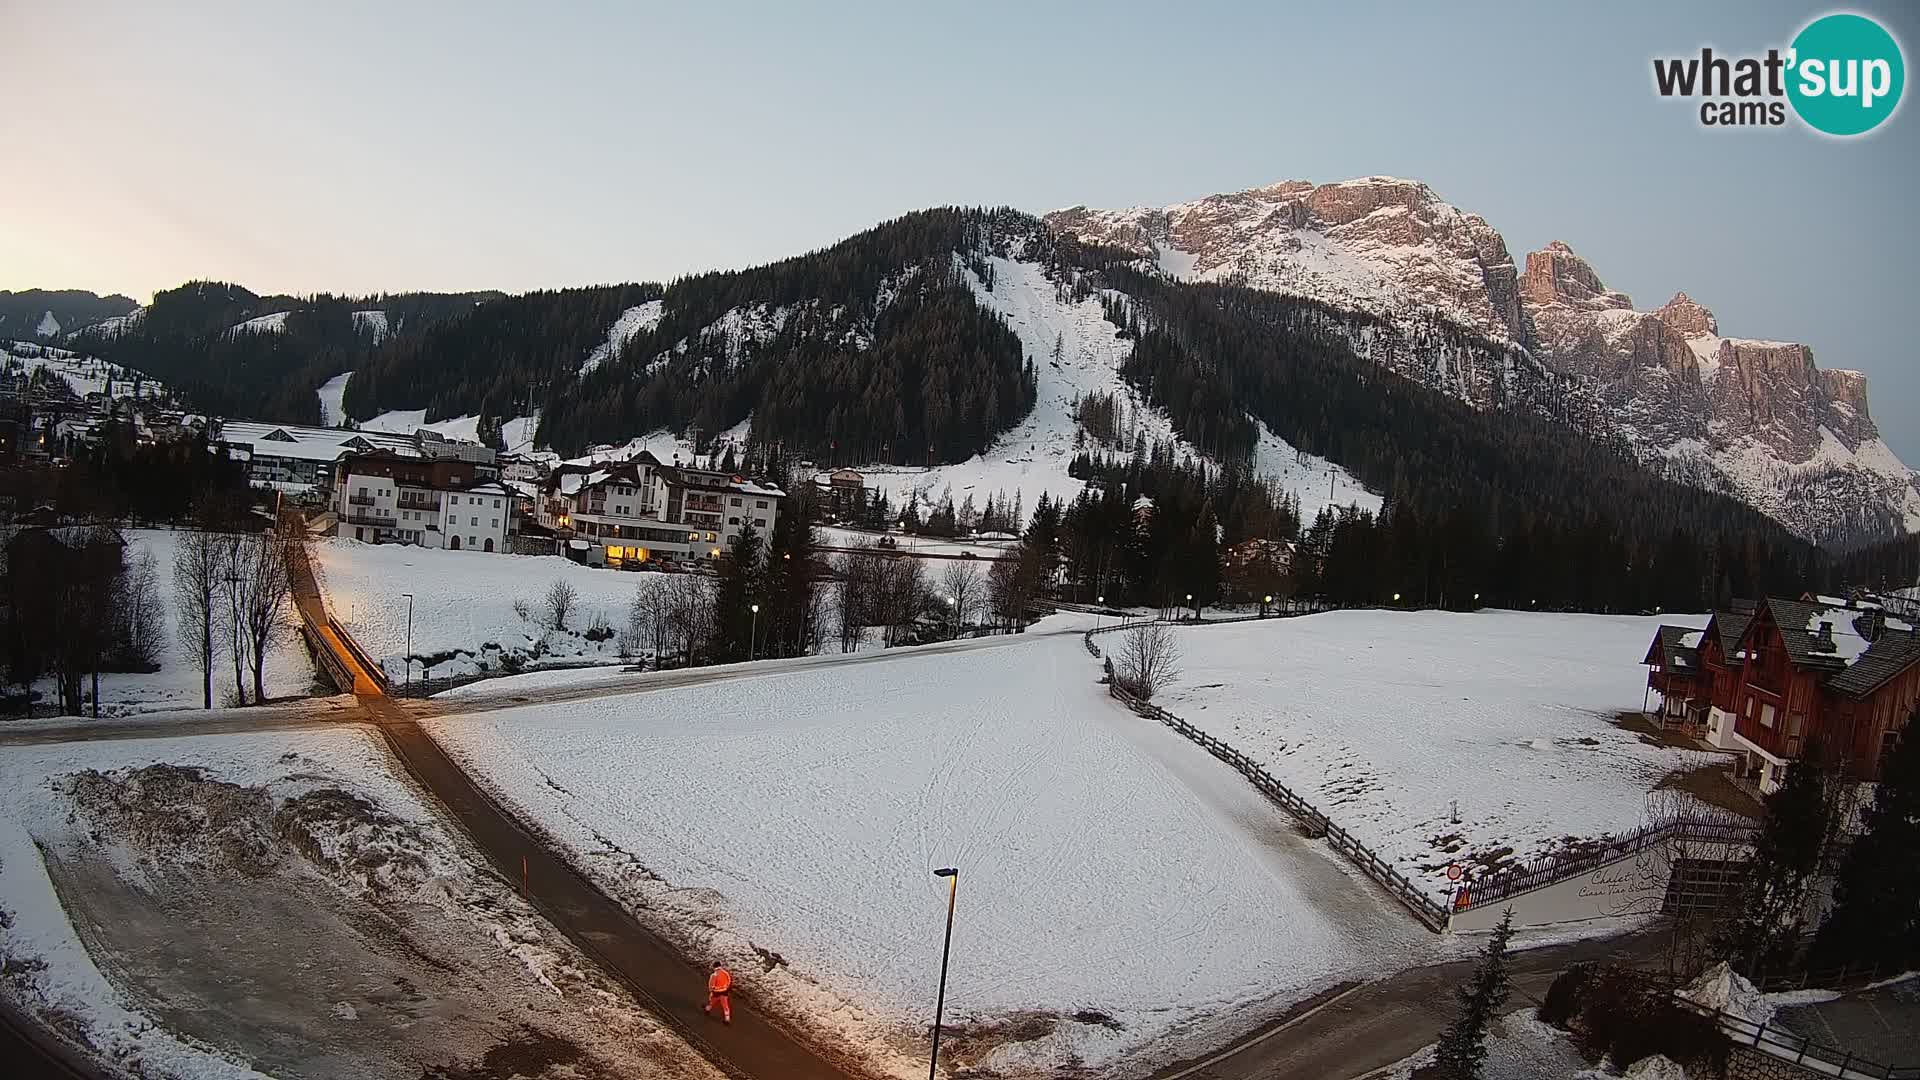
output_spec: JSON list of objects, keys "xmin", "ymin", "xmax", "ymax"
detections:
[
  {"xmin": 398, "ymin": 497, "xmax": 441, "ymax": 511},
  {"xmin": 348, "ymin": 494, "xmax": 377, "ymax": 507},
  {"xmin": 341, "ymin": 512, "xmax": 393, "ymax": 528}
]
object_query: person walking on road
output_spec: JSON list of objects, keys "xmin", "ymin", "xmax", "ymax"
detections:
[{"xmin": 706, "ymin": 964, "xmax": 733, "ymax": 1024}]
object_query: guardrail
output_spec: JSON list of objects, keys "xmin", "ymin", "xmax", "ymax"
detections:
[
  {"xmin": 1086, "ymin": 624, "xmax": 1452, "ymax": 931},
  {"xmin": 1673, "ymin": 996, "xmax": 1918, "ymax": 1079},
  {"xmin": 1459, "ymin": 817, "xmax": 1758, "ymax": 910},
  {"xmin": 328, "ymin": 613, "xmax": 390, "ymax": 692}
]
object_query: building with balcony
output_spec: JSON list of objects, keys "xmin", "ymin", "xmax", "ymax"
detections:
[
  {"xmin": 1643, "ymin": 595, "xmax": 1918, "ymax": 794},
  {"xmin": 330, "ymin": 449, "xmax": 513, "ymax": 553},
  {"xmin": 536, "ymin": 451, "xmax": 783, "ymax": 567}
]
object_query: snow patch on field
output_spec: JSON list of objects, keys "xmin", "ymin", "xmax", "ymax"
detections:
[
  {"xmin": 423, "ymin": 634, "xmax": 1433, "ymax": 1074},
  {"xmin": 1161, "ymin": 609, "xmax": 1717, "ymax": 899},
  {"xmin": 312, "ymin": 539, "xmax": 657, "ymax": 682},
  {"xmin": 316, "ymin": 371, "xmax": 352, "ymax": 427},
  {"xmin": 581, "ymin": 300, "xmax": 664, "ymax": 375}
]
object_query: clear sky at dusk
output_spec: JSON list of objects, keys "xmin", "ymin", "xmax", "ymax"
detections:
[{"xmin": 3, "ymin": 1, "xmax": 1916, "ymax": 458}]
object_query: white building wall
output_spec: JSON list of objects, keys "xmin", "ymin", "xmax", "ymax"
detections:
[{"xmin": 439, "ymin": 489, "xmax": 510, "ymax": 553}]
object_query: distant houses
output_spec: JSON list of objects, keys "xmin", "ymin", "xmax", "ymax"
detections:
[
  {"xmin": 1644, "ymin": 594, "xmax": 1920, "ymax": 793},
  {"xmin": 535, "ymin": 450, "xmax": 784, "ymax": 567}
]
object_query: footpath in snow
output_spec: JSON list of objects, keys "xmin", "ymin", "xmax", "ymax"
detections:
[
  {"xmin": 423, "ymin": 632, "xmax": 1435, "ymax": 1076},
  {"xmin": 1158, "ymin": 609, "xmax": 1718, "ymax": 900}
]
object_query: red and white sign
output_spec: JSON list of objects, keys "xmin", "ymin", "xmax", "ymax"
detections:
[{"xmin": 1446, "ymin": 863, "xmax": 1463, "ymax": 882}]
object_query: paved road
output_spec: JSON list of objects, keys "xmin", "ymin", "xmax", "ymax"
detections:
[{"xmin": 1157, "ymin": 930, "xmax": 1664, "ymax": 1080}]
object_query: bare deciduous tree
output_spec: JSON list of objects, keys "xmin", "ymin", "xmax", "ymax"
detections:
[
  {"xmin": 546, "ymin": 578, "xmax": 579, "ymax": 631},
  {"xmin": 233, "ymin": 533, "xmax": 296, "ymax": 705},
  {"xmin": 116, "ymin": 548, "xmax": 165, "ymax": 670},
  {"xmin": 661, "ymin": 574, "xmax": 713, "ymax": 666},
  {"xmin": 1114, "ymin": 622, "xmax": 1180, "ymax": 701},
  {"xmin": 939, "ymin": 561, "xmax": 981, "ymax": 637},
  {"xmin": 173, "ymin": 526, "xmax": 228, "ymax": 710}
]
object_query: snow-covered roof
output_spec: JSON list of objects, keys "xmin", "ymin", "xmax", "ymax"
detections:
[{"xmin": 218, "ymin": 419, "xmax": 419, "ymax": 462}]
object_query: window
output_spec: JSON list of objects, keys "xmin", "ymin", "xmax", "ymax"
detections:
[
  {"xmin": 1760, "ymin": 703, "xmax": 1777, "ymax": 729},
  {"xmin": 470, "ymin": 516, "xmax": 479, "ymax": 526},
  {"xmin": 731, "ymin": 497, "xmax": 742, "ymax": 507},
  {"xmin": 490, "ymin": 519, "xmax": 498, "ymax": 528},
  {"xmin": 729, "ymin": 516, "xmax": 740, "ymax": 526},
  {"xmin": 756, "ymin": 500, "xmax": 767, "ymax": 509},
  {"xmin": 493, "ymin": 499, "xmax": 501, "ymax": 509},
  {"xmin": 357, "ymin": 487, "xmax": 367, "ymax": 497},
  {"xmin": 755, "ymin": 518, "xmax": 766, "ymax": 528}
]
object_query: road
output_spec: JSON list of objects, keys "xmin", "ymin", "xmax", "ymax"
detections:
[{"xmin": 5, "ymin": 567, "xmax": 1659, "ymax": 1080}]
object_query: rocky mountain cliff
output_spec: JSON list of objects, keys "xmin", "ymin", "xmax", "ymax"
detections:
[{"xmin": 1047, "ymin": 178, "xmax": 1919, "ymax": 544}]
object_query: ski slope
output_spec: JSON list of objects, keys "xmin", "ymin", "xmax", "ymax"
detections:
[
  {"xmin": 423, "ymin": 632, "xmax": 1431, "ymax": 1074},
  {"xmin": 2, "ymin": 341, "xmax": 164, "ymax": 400},
  {"xmin": 316, "ymin": 371, "xmax": 352, "ymax": 426},
  {"xmin": 1161, "ymin": 610, "xmax": 1718, "ymax": 899}
]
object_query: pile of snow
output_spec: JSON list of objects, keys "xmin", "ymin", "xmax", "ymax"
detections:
[
  {"xmin": 28, "ymin": 530, "xmax": 315, "ymax": 716},
  {"xmin": 422, "ymin": 633, "xmax": 1433, "ymax": 1074},
  {"xmin": 580, "ymin": 300, "xmax": 664, "ymax": 375},
  {"xmin": 0, "ymin": 728, "xmax": 719, "ymax": 1080},
  {"xmin": 311, "ymin": 539, "xmax": 661, "ymax": 682},
  {"xmin": 315, "ymin": 370, "xmax": 352, "ymax": 427},
  {"xmin": 1677, "ymin": 962, "xmax": 1772, "ymax": 1026},
  {"xmin": 1160, "ymin": 610, "xmax": 1718, "ymax": 898},
  {"xmin": 1623, "ymin": 1055, "xmax": 1691, "ymax": 1080},
  {"xmin": 1377, "ymin": 1008, "xmax": 1601, "ymax": 1080}
]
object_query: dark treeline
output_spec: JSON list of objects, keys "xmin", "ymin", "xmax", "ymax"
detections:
[
  {"xmin": 1096, "ymin": 272, "xmax": 1819, "ymax": 609},
  {"xmin": 82, "ymin": 282, "xmax": 498, "ymax": 424},
  {"xmin": 1830, "ymin": 531, "xmax": 1920, "ymax": 595},
  {"xmin": 540, "ymin": 207, "xmax": 1041, "ymax": 459}
]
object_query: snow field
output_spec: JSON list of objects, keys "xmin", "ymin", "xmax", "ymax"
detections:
[
  {"xmin": 1158, "ymin": 610, "xmax": 1720, "ymax": 899},
  {"xmin": 422, "ymin": 633, "xmax": 1433, "ymax": 1075},
  {"xmin": 311, "ymin": 538, "xmax": 664, "ymax": 681},
  {"xmin": 33, "ymin": 529, "xmax": 317, "ymax": 715}
]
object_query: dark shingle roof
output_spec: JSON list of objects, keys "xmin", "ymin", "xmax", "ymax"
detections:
[
  {"xmin": 1711, "ymin": 611, "xmax": 1753, "ymax": 666},
  {"xmin": 1766, "ymin": 597, "xmax": 1858, "ymax": 671},
  {"xmin": 1650, "ymin": 624, "xmax": 1705, "ymax": 671},
  {"xmin": 1827, "ymin": 628, "xmax": 1920, "ymax": 698}
]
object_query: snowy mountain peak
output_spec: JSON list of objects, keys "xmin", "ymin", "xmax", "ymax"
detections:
[
  {"xmin": 1049, "ymin": 175, "xmax": 1917, "ymax": 543},
  {"xmin": 1656, "ymin": 292, "xmax": 1719, "ymax": 337}
]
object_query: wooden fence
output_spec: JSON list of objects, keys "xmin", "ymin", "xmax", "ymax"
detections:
[
  {"xmin": 1458, "ymin": 817, "xmax": 1759, "ymax": 911},
  {"xmin": 1084, "ymin": 625, "xmax": 1453, "ymax": 931}
]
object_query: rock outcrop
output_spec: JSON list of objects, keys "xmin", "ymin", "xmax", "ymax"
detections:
[{"xmin": 1046, "ymin": 179, "xmax": 1920, "ymax": 542}]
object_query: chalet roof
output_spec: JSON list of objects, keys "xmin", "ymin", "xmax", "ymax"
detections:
[
  {"xmin": 1763, "ymin": 597, "xmax": 1858, "ymax": 671},
  {"xmin": 1709, "ymin": 610, "xmax": 1752, "ymax": 666},
  {"xmin": 1646, "ymin": 624, "xmax": 1704, "ymax": 670},
  {"xmin": 1826, "ymin": 626, "xmax": 1920, "ymax": 698}
]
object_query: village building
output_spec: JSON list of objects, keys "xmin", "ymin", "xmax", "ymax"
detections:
[
  {"xmin": 1644, "ymin": 595, "xmax": 1919, "ymax": 794},
  {"xmin": 328, "ymin": 449, "xmax": 513, "ymax": 552},
  {"xmin": 536, "ymin": 451, "xmax": 783, "ymax": 567},
  {"xmin": 215, "ymin": 420, "xmax": 421, "ymax": 495}
]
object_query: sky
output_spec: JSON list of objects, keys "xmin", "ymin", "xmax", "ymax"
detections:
[{"xmin": 3, "ymin": 1, "xmax": 1917, "ymax": 459}]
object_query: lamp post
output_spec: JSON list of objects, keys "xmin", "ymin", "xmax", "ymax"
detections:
[
  {"xmin": 750, "ymin": 603, "xmax": 760, "ymax": 662},
  {"xmin": 943, "ymin": 595, "xmax": 954, "ymax": 639},
  {"xmin": 1185, "ymin": 592, "xmax": 1193, "ymax": 622},
  {"xmin": 401, "ymin": 592, "xmax": 414, "ymax": 689},
  {"xmin": 1262, "ymin": 593, "xmax": 1272, "ymax": 618},
  {"xmin": 928, "ymin": 867, "xmax": 960, "ymax": 1080},
  {"xmin": 1096, "ymin": 595, "xmax": 1104, "ymax": 631}
]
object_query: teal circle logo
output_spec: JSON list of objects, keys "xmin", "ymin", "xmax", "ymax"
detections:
[{"xmin": 1788, "ymin": 13, "xmax": 1904, "ymax": 136}]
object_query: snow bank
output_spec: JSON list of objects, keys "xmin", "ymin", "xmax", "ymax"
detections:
[
  {"xmin": 1162, "ymin": 609, "xmax": 1717, "ymax": 898},
  {"xmin": 423, "ymin": 634, "xmax": 1431, "ymax": 1074}
]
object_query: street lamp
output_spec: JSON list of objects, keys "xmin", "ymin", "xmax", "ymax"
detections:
[
  {"xmin": 928, "ymin": 867, "xmax": 960, "ymax": 1080},
  {"xmin": 942, "ymin": 594, "xmax": 954, "ymax": 639},
  {"xmin": 1096, "ymin": 595, "xmax": 1105, "ymax": 631},
  {"xmin": 1185, "ymin": 592, "xmax": 1193, "ymax": 621},
  {"xmin": 401, "ymin": 593, "xmax": 414, "ymax": 689},
  {"xmin": 1263, "ymin": 593, "xmax": 1272, "ymax": 618},
  {"xmin": 1393, "ymin": 592, "xmax": 1401, "ymax": 604},
  {"xmin": 749, "ymin": 603, "xmax": 760, "ymax": 662}
]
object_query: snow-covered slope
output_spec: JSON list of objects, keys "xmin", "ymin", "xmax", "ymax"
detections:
[
  {"xmin": 2, "ymin": 341, "xmax": 164, "ymax": 400},
  {"xmin": 580, "ymin": 300, "xmax": 663, "ymax": 375},
  {"xmin": 316, "ymin": 371, "xmax": 352, "ymax": 427},
  {"xmin": 352, "ymin": 309, "xmax": 389, "ymax": 343},
  {"xmin": 227, "ymin": 310, "xmax": 291, "ymax": 335},
  {"xmin": 34, "ymin": 310, "xmax": 61, "ymax": 338}
]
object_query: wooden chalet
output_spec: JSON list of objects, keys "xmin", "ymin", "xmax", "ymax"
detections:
[{"xmin": 1644, "ymin": 595, "xmax": 1918, "ymax": 793}]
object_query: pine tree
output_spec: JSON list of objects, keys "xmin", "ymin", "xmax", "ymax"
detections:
[
  {"xmin": 1715, "ymin": 741, "xmax": 1837, "ymax": 975},
  {"xmin": 1810, "ymin": 718, "xmax": 1920, "ymax": 971},
  {"xmin": 1429, "ymin": 909, "xmax": 1514, "ymax": 1079},
  {"xmin": 711, "ymin": 523, "xmax": 764, "ymax": 662}
]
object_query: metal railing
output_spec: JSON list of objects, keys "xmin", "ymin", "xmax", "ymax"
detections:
[
  {"xmin": 348, "ymin": 494, "xmax": 377, "ymax": 506},
  {"xmin": 1673, "ymin": 996, "xmax": 1918, "ymax": 1079},
  {"xmin": 1459, "ymin": 818, "xmax": 1759, "ymax": 910}
]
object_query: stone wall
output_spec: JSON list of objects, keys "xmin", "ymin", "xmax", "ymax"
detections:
[{"xmin": 1725, "ymin": 1044, "xmax": 1831, "ymax": 1080}]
